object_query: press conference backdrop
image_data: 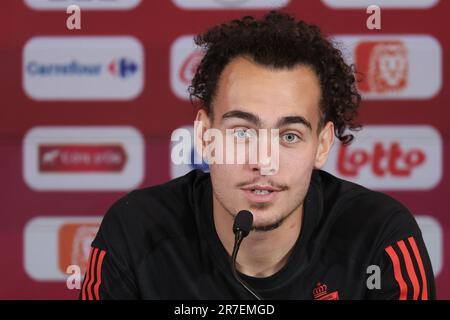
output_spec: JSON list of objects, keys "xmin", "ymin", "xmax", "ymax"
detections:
[{"xmin": 1, "ymin": 0, "xmax": 448, "ymax": 299}]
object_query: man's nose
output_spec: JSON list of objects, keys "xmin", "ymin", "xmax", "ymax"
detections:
[{"xmin": 246, "ymin": 129, "xmax": 279, "ymax": 175}]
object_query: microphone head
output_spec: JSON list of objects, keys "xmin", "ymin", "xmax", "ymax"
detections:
[{"xmin": 233, "ymin": 210, "xmax": 253, "ymax": 237}]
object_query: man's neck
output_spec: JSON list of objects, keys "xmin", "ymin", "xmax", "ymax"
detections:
[{"xmin": 212, "ymin": 198, "xmax": 303, "ymax": 278}]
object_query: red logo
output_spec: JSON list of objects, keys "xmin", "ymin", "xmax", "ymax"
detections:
[
  {"xmin": 58, "ymin": 223, "xmax": 100, "ymax": 274},
  {"xmin": 179, "ymin": 50, "xmax": 203, "ymax": 85},
  {"xmin": 356, "ymin": 41, "xmax": 408, "ymax": 93},
  {"xmin": 313, "ymin": 282, "xmax": 339, "ymax": 300},
  {"xmin": 39, "ymin": 144, "xmax": 127, "ymax": 173},
  {"xmin": 338, "ymin": 142, "xmax": 426, "ymax": 177}
]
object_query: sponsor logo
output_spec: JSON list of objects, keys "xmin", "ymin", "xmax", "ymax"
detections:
[
  {"xmin": 313, "ymin": 282, "xmax": 339, "ymax": 300},
  {"xmin": 170, "ymin": 125, "xmax": 209, "ymax": 179},
  {"xmin": 24, "ymin": 216, "xmax": 101, "ymax": 281},
  {"xmin": 23, "ymin": 36, "xmax": 144, "ymax": 100},
  {"xmin": 171, "ymin": 35, "xmax": 203, "ymax": 101},
  {"xmin": 58, "ymin": 223, "xmax": 99, "ymax": 276},
  {"xmin": 170, "ymin": 123, "xmax": 281, "ymax": 178},
  {"xmin": 24, "ymin": 0, "xmax": 141, "ymax": 10},
  {"xmin": 415, "ymin": 215, "xmax": 443, "ymax": 277},
  {"xmin": 23, "ymin": 126, "xmax": 144, "ymax": 191},
  {"xmin": 172, "ymin": 0, "xmax": 290, "ymax": 9},
  {"xmin": 39, "ymin": 145, "xmax": 127, "ymax": 173},
  {"xmin": 334, "ymin": 35, "xmax": 442, "ymax": 99},
  {"xmin": 323, "ymin": 126, "xmax": 442, "ymax": 190},
  {"xmin": 356, "ymin": 41, "xmax": 408, "ymax": 94},
  {"xmin": 322, "ymin": 0, "xmax": 438, "ymax": 9},
  {"xmin": 108, "ymin": 58, "xmax": 139, "ymax": 78}
]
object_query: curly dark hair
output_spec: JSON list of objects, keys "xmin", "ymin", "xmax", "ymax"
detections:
[{"xmin": 189, "ymin": 11, "xmax": 362, "ymax": 145}]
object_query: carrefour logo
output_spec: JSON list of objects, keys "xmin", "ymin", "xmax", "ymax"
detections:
[
  {"xmin": 24, "ymin": 0, "xmax": 141, "ymax": 10},
  {"xmin": 108, "ymin": 58, "xmax": 139, "ymax": 78},
  {"xmin": 23, "ymin": 36, "xmax": 144, "ymax": 100},
  {"xmin": 26, "ymin": 60, "xmax": 102, "ymax": 76},
  {"xmin": 26, "ymin": 57, "xmax": 139, "ymax": 79}
]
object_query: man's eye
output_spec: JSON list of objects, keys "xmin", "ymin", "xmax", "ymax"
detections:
[
  {"xmin": 281, "ymin": 133, "xmax": 300, "ymax": 144},
  {"xmin": 233, "ymin": 128, "xmax": 253, "ymax": 140}
]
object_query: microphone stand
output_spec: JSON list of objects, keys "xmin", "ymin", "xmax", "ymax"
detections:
[{"xmin": 231, "ymin": 230, "xmax": 263, "ymax": 300}]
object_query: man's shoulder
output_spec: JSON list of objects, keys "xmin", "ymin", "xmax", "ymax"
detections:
[
  {"xmin": 126, "ymin": 169, "xmax": 209, "ymax": 209},
  {"xmin": 98, "ymin": 170, "xmax": 209, "ymax": 241},
  {"xmin": 317, "ymin": 169, "xmax": 414, "ymax": 220},
  {"xmin": 316, "ymin": 170, "xmax": 421, "ymax": 251}
]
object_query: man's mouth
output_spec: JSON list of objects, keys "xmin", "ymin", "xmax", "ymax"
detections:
[
  {"xmin": 251, "ymin": 189, "xmax": 272, "ymax": 195},
  {"xmin": 240, "ymin": 184, "xmax": 284, "ymax": 202},
  {"xmin": 241, "ymin": 184, "xmax": 282, "ymax": 192}
]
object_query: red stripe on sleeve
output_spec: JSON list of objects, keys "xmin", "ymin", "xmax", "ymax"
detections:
[
  {"xmin": 87, "ymin": 248, "xmax": 99, "ymax": 300},
  {"xmin": 385, "ymin": 245, "xmax": 408, "ymax": 300},
  {"xmin": 81, "ymin": 248, "xmax": 94, "ymax": 300},
  {"xmin": 397, "ymin": 240, "xmax": 420, "ymax": 300},
  {"xmin": 93, "ymin": 250, "xmax": 106, "ymax": 300},
  {"xmin": 408, "ymin": 237, "xmax": 429, "ymax": 300}
]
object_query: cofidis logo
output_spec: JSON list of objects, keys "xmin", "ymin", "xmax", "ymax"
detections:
[{"xmin": 23, "ymin": 126, "xmax": 145, "ymax": 191}]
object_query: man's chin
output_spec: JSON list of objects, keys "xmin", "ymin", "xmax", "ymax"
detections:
[
  {"xmin": 246, "ymin": 198, "xmax": 279, "ymax": 210},
  {"xmin": 251, "ymin": 219, "xmax": 283, "ymax": 232},
  {"xmin": 249, "ymin": 205, "xmax": 300, "ymax": 233},
  {"xmin": 248, "ymin": 211, "xmax": 284, "ymax": 232}
]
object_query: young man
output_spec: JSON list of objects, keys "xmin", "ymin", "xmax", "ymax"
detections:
[{"xmin": 80, "ymin": 12, "xmax": 435, "ymax": 300}]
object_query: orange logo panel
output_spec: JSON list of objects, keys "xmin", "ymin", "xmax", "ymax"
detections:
[
  {"xmin": 58, "ymin": 223, "xmax": 100, "ymax": 274},
  {"xmin": 356, "ymin": 41, "xmax": 408, "ymax": 93}
]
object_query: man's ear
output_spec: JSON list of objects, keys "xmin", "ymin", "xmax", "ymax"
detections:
[
  {"xmin": 314, "ymin": 121, "xmax": 335, "ymax": 169},
  {"xmin": 194, "ymin": 109, "xmax": 211, "ymax": 159}
]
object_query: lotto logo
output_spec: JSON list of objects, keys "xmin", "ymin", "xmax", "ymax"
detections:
[
  {"xmin": 323, "ymin": 126, "xmax": 442, "ymax": 190},
  {"xmin": 337, "ymin": 142, "xmax": 424, "ymax": 178}
]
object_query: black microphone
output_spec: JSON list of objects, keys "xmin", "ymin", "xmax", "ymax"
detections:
[{"xmin": 231, "ymin": 210, "xmax": 263, "ymax": 300}]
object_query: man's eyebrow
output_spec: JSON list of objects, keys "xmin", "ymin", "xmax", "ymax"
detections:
[
  {"xmin": 221, "ymin": 110, "xmax": 312, "ymax": 132},
  {"xmin": 221, "ymin": 110, "xmax": 261, "ymax": 126},
  {"xmin": 276, "ymin": 116, "xmax": 312, "ymax": 132}
]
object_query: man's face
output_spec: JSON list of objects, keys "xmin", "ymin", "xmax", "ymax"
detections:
[{"xmin": 196, "ymin": 56, "xmax": 334, "ymax": 231}]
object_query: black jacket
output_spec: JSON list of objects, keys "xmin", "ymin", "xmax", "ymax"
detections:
[{"xmin": 80, "ymin": 169, "xmax": 435, "ymax": 300}]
